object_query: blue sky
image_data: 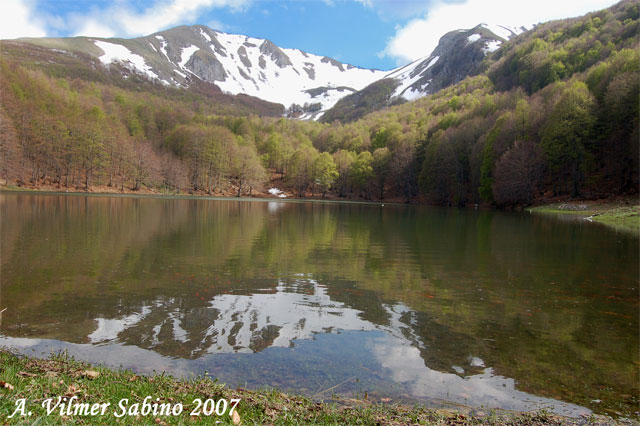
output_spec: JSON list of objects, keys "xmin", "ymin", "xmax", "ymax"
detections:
[{"xmin": 2, "ymin": 0, "xmax": 621, "ymax": 71}]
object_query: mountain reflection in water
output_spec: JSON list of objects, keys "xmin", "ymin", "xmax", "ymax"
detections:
[{"xmin": 0, "ymin": 279, "xmax": 590, "ymax": 416}]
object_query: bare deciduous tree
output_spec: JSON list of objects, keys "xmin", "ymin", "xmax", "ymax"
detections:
[{"xmin": 493, "ymin": 141, "xmax": 543, "ymax": 206}]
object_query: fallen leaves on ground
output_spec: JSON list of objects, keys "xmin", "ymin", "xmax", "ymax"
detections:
[
  {"xmin": 65, "ymin": 384, "xmax": 81, "ymax": 397},
  {"xmin": 0, "ymin": 381, "xmax": 14, "ymax": 390},
  {"xmin": 80, "ymin": 370, "xmax": 100, "ymax": 379}
]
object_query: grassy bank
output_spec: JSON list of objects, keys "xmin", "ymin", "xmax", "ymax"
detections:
[
  {"xmin": 528, "ymin": 199, "xmax": 640, "ymax": 233},
  {"xmin": 0, "ymin": 351, "xmax": 633, "ymax": 425}
]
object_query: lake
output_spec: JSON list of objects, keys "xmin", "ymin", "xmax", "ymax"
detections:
[{"xmin": 0, "ymin": 192, "xmax": 637, "ymax": 418}]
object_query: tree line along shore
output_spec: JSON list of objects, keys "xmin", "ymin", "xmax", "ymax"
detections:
[{"xmin": 0, "ymin": 1, "xmax": 638, "ymax": 209}]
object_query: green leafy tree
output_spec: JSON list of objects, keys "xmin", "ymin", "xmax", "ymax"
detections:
[
  {"xmin": 419, "ymin": 132, "xmax": 458, "ymax": 205},
  {"xmin": 372, "ymin": 147, "xmax": 391, "ymax": 199},
  {"xmin": 78, "ymin": 106, "xmax": 106, "ymax": 189},
  {"xmin": 479, "ymin": 114, "xmax": 508, "ymax": 202},
  {"xmin": 314, "ymin": 152, "xmax": 338, "ymax": 197},
  {"xmin": 232, "ymin": 144, "xmax": 266, "ymax": 196},
  {"xmin": 540, "ymin": 81, "xmax": 595, "ymax": 196},
  {"xmin": 332, "ymin": 149, "xmax": 356, "ymax": 197},
  {"xmin": 289, "ymin": 145, "xmax": 319, "ymax": 196},
  {"xmin": 350, "ymin": 151, "xmax": 373, "ymax": 198}
]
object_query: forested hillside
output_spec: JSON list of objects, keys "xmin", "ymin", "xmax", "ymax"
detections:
[{"xmin": 0, "ymin": 0, "xmax": 637, "ymax": 206}]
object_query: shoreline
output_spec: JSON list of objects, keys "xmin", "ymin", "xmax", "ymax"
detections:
[
  {"xmin": 0, "ymin": 350, "xmax": 632, "ymax": 425},
  {"xmin": 0, "ymin": 184, "xmax": 403, "ymax": 207},
  {"xmin": 2, "ymin": 185, "xmax": 638, "ymax": 232},
  {"xmin": 2, "ymin": 183, "xmax": 637, "ymax": 207},
  {"xmin": 527, "ymin": 199, "xmax": 640, "ymax": 233}
]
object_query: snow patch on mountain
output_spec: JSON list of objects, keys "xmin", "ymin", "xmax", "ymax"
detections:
[
  {"xmin": 386, "ymin": 55, "xmax": 439, "ymax": 100},
  {"xmin": 467, "ymin": 34, "xmax": 481, "ymax": 43},
  {"xmin": 298, "ymin": 87, "xmax": 357, "ymax": 119},
  {"xmin": 483, "ymin": 40, "xmax": 502, "ymax": 54},
  {"xmin": 480, "ymin": 23, "xmax": 523, "ymax": 40},
  {"xmin": 94, "ymin": 40, "xmax": 159, "ymax": 81},
  {"xmin": 155, "ymin": 35, "xmax": 170, "ymax": 61},
  {"xmin": 425, "ymin": 56, "xmax": 439, "ymax": 69},
  {"xmin": 199, "ymin": 28, "xmax": 211, "ymax": 42},
  {"xmin": 179, "ymin": 45, "xmax": 200, "ymax": 69}
]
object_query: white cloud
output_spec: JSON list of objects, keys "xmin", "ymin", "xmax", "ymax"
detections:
[
  {"xmin": 0, "ymin": 0, "xmax": 47, "ymax": 39},
  {"xmin": 382, "ymin": 0, "xmax": 621, "ymax": 65},
  {"xmin": 73, "ymin": 0, "xmax": 252, "ymax": 38},
  {"xmin": 207, "ymin": 19, "xmax": 230, "ymax": 32},
  {"xmin": 74, "ymin": 20, "xmax": 116, "ymax": 39},
  {"xmin": 0, "ymin": 0, "xmax": 252, "ymax": 40}
]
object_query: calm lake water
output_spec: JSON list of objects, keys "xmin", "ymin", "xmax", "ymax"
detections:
[{"xmin": 0, "ymin": 192, "xmax": 637, "ymax": 418}]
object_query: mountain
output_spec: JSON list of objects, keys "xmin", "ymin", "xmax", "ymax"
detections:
[
  {"xmin": 321, "ymin": 24, "xmax": 526, "ymax": 123},
  {"xmin": 14, "ymin": 23, "xmax": 523, "ymax": 122},
  {"xmin": 18, "ymin": 25, "xmax": 386, "ymax": 120},
  {"xmin": 385, "ymin": 24, "xmax": 525, "ymax": 100}
]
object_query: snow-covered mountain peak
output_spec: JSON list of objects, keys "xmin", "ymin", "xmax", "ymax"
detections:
[
  {"xmin": 86, "ymin": 25, "xmax": 386, "ymax": 119},
  {"xmin": 377, "ymin": 24, "xmax": 513, "ymax": 102},
  {"xmin": 320, "ymin": 24, "xmax": 520, "ymax": 123}
]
